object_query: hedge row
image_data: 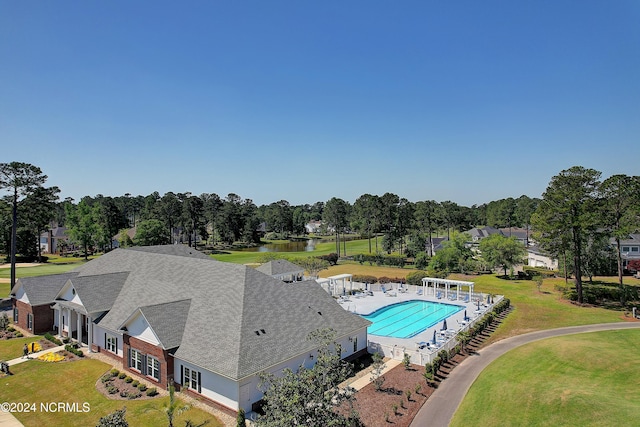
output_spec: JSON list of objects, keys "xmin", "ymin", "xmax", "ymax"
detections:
[
  {"xmin": 353, "ymin": 253, "xmax": 406, "ymax": 268},
  {"xmin": 563, "ymin": 284, "xmax": 640, "ymax": 304}
]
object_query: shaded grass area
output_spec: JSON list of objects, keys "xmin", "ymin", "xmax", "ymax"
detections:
[
  {"xmin": 3, "ymin": 359, "xmax": 221, "ymax": 427},
  {"xmin": 0, "ymin": 336, "xmax": 44, "ymax": 360},
  {"xmin": 451, "ymin": 329, "xmax": 640, "ymax": 427}
]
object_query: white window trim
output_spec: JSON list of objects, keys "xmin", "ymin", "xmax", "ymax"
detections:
[
  {"xmin": 130, "ymin": 348, "xmax": 143, "ymax": 372},
  {"xmin": 27, "ymin": 313, "xmax": 33, "ymax": 330},
  {"xmin": 147, "ymin": 356, "xmax": 160, "ymax": 381},
  {"xmin": 106, "ymin": 335, "xmax": 117, "ymax": 353}
]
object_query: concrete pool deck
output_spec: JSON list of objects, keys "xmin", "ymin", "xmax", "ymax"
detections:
[{"xmin": 336, "ymin": 285, "xmax": 495, "ymax": 362}]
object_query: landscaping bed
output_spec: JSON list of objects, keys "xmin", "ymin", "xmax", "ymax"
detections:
[{"xmin": 96, "ymin": 368, "xmax": 160, "ymax": 400}]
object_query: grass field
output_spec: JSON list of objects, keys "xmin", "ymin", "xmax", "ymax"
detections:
[
  {"xmin": 3, "ymin": 359, "xmax": 222, "ymax": 427},
  {"xmin": 0, "ymin": 336, "xmax": 43, "ymax": 360},
  {"xmin": 450, "ymin": 329, "xmax": 640, "ymax": 427}
]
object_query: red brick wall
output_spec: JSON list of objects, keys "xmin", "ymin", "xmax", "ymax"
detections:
[
  {"xmin": 11, "ymin": 299, "xmax": 55, "ymax": 334},
  {"xmin": 122, "ymin": 335, "xmax": 173, "ymax": 389}
]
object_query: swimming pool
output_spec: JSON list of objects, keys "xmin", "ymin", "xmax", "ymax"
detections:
[{"xmin": 361, "ymin": 300, "xmax": 463, "ymax": 339}]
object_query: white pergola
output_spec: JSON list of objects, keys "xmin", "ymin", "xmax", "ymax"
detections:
[
  {"xmin": 420, "ymin": 277, "xmax": 474, "ymax": 302},
  {"xmin": 319, "ymin": 273, "xmax": 354, "ymax": 296}
]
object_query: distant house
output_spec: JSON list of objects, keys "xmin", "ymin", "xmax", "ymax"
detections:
[
  {"xmin": 527, "ymin": 245, "xmax": 558, "ymax": 270},
  {"xmin": 467, "ymin": 226, "xmax": 502, "ymax": 241},
  {"xmin": 10, "ymin": 245, "xmax": 369, "ymax": 415},
  {"xmin": 305, "ymin": 220, "xmax": 335, "ymax": 234},
  {"xmin": 256, "ymin": 259, "xmax": 305, "ymax": 282},
  {"xmin": 499, "ymin": 227, "xmax": 533, "ymax": 246},
  {"xmin": 112, "ymin": 227, "xmax": 137, "ymax": 248},
  {"xmin": 40, "ymin": 226, "xmax": 72, "ymax": 254},
  {"xmin": 613, "ymin": 233, "xmax": 640, "ymax": 272}
]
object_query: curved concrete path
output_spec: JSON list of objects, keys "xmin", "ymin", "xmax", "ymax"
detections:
[{"xmin": 410, "ymin": 322, "xmax": 640, "ymax": 427}]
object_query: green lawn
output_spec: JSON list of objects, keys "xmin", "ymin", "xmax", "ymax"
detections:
[
  {"xmin": 451, "ymin": 329, "xmax": 640, "ymax": 427},
  {"xmin": 2, "ymin": 358, "xmax": 222, "ymax": 427},
  {"xmin": 211, "ymin": 237, "xmax": 385, "ymax": 264},
  {"xmin": 0, "ymin": 263, "xmax": 82, "ymax": 279},
  {"xmin": 0, "ymin": 336, "xmax": 43, "ymax": 361}
]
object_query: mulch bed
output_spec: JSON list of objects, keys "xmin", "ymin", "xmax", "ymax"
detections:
[
  {"xmin": 345, "ymin": 353, "xmax": 466, "ymax": 427},
  {"xmin": 95, "ymin": 371, "xmax": 160, "ymax": 400}
]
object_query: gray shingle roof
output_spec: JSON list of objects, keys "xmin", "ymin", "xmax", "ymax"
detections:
[
  {"xmin": 66, "ymin": 246, "xmax": 369, "ymax": 380},
  {"xmin": 12, "ymin": 272, "xmax": 79, "ymax": 306},
  {"xmin": 137, "ymin": 299, "xmax": 191, "ymax": 350},
  {"xmin": 125, "ymin": 244, "xmax": 212, "ymax": 260},
  {"xmin": 69, "ymin": 272, "xmax": 129, "ymax": 314},
  {"xmin": 255, "ymin": 259, "xmax": 304, "ymax": 277}
]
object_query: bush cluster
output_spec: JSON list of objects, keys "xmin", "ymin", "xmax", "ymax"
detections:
[
  {"xmin": 317, "ymin": 253, "xmax": 339, "ymax": 265},
  {"xmin": 352, "ymin": 274, "xmax": 378, "ymax": 284},
  {"xmin": 44, "ymin": 333, "xmax": 62, "ymax": 345},
  {"xmin": 353, "ymin": 253, "xmax": 406, "ymax": 268},
  {"xmin": 405, "ymin": 270, "xmax": 429, "ymax": 286},
  {"xmin": 64, "ymin": 344, "xmax": 84, "ymax": 357},
  {"xmin": 146, "ymin": 387, "xmax": 158, "ymax": 396}
]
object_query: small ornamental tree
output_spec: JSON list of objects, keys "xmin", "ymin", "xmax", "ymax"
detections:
[
  {"xmin": 96, "ymin": 407, "xmax": 128, "ymax": 427},
  {"xmin": 370, "ymin": 352, "xmax": 386, "ymax": 391}
]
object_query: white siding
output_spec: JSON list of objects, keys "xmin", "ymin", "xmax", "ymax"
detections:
[
  {"xmin": 94, "ymin": 325, "xmax": 124, "ymax": 357},
  {"xmin": 124, "ymin": 312, "xmax": 160, "ymax": 346},
  {"xmin": 59, "ymin": 282, "xmax": 83, "ymax": 305},
  {"xmin": 14, "ymin": 286, "xmax": 29, "ymax": 304},
  {"xmin": 175, "ymin": 359, "xmax": 239, "ymax": 411}
]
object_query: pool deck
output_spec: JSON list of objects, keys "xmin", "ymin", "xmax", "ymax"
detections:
[{"xmin": 337, "ymin": 286, "xmax": 492, "ymax": 355}]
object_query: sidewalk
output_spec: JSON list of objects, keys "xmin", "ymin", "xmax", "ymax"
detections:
[
  {"xmin": 341, "ymin": 358, "xmax": 402, "ymax": 391},
  {"xmin": 5, "ymin": 345, "xmax": 66, "ymax": 367}
]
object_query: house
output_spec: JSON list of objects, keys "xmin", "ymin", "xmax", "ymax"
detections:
[
  {"xmin": 255, "ymin": 259, "xmax": 305, "ymax": 282},
  {"xmin": 39, "ymin": 226, "xmax": 73, "ymax": 254},
  {"xmin": 465, "ymin": 226, "xmax": 503, "ymax": 243},
  {"xmin": 498, "ymin": 227, "xmax": 533, "ymax": 246},
  {"xmin": 613, "ymin": 233, "xmax": 640, "ymax": 272},
  {"xmin": 527, "ymin": 245, "xmax": 559, "ymax": 270},
  {"xmin": 305, "ymin": 220, "xmax": 333, "ymax": 234},
  {"xmin": 10, "ymin": 245, "xmax": 370, "ymax": 415}
]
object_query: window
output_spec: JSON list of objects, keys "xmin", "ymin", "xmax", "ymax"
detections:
[
  {"xmin": 130, "ymin": 349, "xmax": 143, "ymax": 371},
  {"xmin": 105, "ymin": 335, "xmax": 117, "ymax": 353},
  {"xmin": 183, "ymin": 366, "xmax": 200, "ymax": 391},
  {"xmin": 13, "ymin": 308, "xmax": 18, "ymax": 323},
  {"xmin": 27, "ymin": 313, "xmax": 33, "ymax": 330},
  {"xmin": 622, "ymin": 246, "xmax": 630, "ymax": 252},
  {"xmin": 147, "ymin": 356, "xmax": 160, "ymax": 381},
  {"xmin": 631, "ymin": 247, "xmax": 639, "ymax": 253}
]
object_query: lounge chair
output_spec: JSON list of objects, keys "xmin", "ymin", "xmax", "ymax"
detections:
[
  {"xmin": 381, "ymin": 285, "xmax": 387, "ymax": 293},
  {"xmin": 416, "ymin": 289, "xmax": 423, "ymax": 296}
]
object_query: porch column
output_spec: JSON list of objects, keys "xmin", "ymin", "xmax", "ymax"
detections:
[
  {"xmin": 76, "ymin": 312, "xmax": 82, "ymax": 346},
  {"xmin": 87, "ymin": 316, "xmax": 93, "ymax": 353},
  {"xmin": 57, "ymin": 307, "xmax": 63, "ymax": 338}
]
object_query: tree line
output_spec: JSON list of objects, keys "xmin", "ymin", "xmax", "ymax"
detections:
[{"xmin": 2, "ymin": 162, "xmax": 639, "ymax": 303}]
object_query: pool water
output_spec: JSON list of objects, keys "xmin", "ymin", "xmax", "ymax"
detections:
[{"xmin": 362, "ymin": 300, "xmax": 463, "ymax": 338}]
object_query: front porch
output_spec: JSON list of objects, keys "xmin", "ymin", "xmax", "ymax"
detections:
[{"xmin": 51, "ymin": 300, "xmax": 93, "ymax": 351}]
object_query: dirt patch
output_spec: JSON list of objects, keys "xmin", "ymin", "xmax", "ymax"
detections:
[{"xmin": 95, "ymin": 370, "xmax": 160, "ymax": 400}]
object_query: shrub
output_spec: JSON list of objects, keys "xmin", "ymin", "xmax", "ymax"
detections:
[
  {"xmin": 406, "ymin": 270, "xmax": 428, "ymax": 286},
  {"xmin": 7, "ymin": 326, "xmax": 15, "ymax": 332},
  {"xmin": 118, "ymin": 372, "xmax": 127, "ymax": 379},
  {"xmin": 110, "ymin": 368, "xmax": 120, "ymax": 377},
  {"xmin": 138, "ymin": 384, "xmax": 147, "ymax": 392},
  {"xmin": 146, "ymin": 387, "xmax": 158, "ymax": 397},
  {"xmin": 124, "ymin": 376, "xmax": 133, "ymax": 383},
  {"xmin": 131, "ymin": 380, "xmax": 139, "ymax": 388},
  {"xmin": 402, "ymin": 352, "xmax": 411, "ymax": 370},
  {"xmin": 107, "ymin": 385, "xmax": 119, "ymax": 395},
  {"xmin": 101, "ymin": 374, "xmax": 113, "ymax": 384},
  {"xmin": 352, "ymin": 274, "xmax": 378, "ymax": 284},
  {"xmin": 64, "ymin": 344, "xmax": 84, "ymax": 357},
  {"xmin": 0, "ymin": 313, "xmax": 9, "ymax": 330},
  {"xmin": 44, "ymin": 333, "xmax": 62, "ymax": 345},
  {"xmin": 318, "ymin": 253, "xmax": 339, "ymax": 265},
  {"xmin": 126, "ymin": 391, "xmax": 141, "ymax": 399},
  {"xmin": 15, "ymin": 332, "xmax": 23, "ymax": 337}
]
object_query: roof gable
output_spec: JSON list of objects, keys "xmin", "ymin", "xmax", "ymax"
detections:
[
  {"xmin": 12, "ymin": 272, "xmax": 79, "ymax": 306},
  {"xmin": 255, "ymin": 259, "xmax": 304, "ymax": 276}
]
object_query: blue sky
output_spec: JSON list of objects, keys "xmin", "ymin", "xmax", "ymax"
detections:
[{"xmin": 2, "ymin": 1, "xmax": 639, "ymax": 206}]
